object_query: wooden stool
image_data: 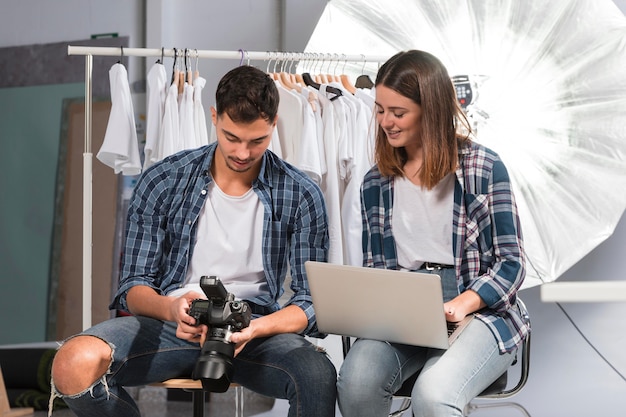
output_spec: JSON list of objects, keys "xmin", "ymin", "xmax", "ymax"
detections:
[
  {"xmin": 0, "ymin": 367, "xmax": 34, "ymax": 417},
  {"xmin": 150, "ymin": 379, "xmax": 243, "ymax": 417}
]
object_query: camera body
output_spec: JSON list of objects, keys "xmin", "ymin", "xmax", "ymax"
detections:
[{"xmin": 189, "ymin": 276, "xmax": 251, "ymax": 392}]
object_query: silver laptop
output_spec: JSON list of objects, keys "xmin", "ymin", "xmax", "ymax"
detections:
[{"xmin": 305, "ymin": 261, "xmax": 472, "ymax": 349}]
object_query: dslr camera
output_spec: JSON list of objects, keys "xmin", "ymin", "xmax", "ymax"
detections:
[{"xmin": 189, "ymin": 276, "xmax": 251, "ymax": 392}]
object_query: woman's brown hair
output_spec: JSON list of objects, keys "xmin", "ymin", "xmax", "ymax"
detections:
[{"xmin": 374, "ymin": 50, "xmax": 471, "ymax": 189}]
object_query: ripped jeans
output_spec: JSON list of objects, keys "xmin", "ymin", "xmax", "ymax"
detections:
[{"xmin": 50, "ymin": 315, "xmax": 337, "ymax": 417}]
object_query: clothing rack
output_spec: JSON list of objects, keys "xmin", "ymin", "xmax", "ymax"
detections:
[{"xmin": 66, "ymin": 45, "xmax": 389, "ymax": 330}]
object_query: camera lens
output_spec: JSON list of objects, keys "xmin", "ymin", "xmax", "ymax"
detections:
[{"xmin": 192, "ymin": 337, "xmax": 235, "ymax": 393}]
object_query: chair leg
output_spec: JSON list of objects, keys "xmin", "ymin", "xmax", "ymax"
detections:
[
  {"xmin": 464, "ymin": 401, "xmax": 530, "ymax": 417},
  {"xmin": 191, "ymin": 390, "xmax": 205, "ymax": 417},
  {"xmin": 234, "ymin": 385, "xmax": 244, "ymax": 417},
  {"xmin": 389, "ymin": 398, "xmax": 412, "ymax": 417}
]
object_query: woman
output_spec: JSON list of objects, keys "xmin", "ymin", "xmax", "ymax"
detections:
[{"xmin": 337, "ymin": 50, "xmax": 530, "ymax": 417}]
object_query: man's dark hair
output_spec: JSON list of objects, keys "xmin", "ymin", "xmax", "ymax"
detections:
[{"xmin": 215, "ymin": 65, "xmax": 279, "ymax": 123}]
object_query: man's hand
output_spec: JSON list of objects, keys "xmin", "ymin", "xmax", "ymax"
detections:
[
  {"xmin": 171, "ymin": 291, "xmax": 209, "ymax": 345},
  {"xmin": 229, "ymin": 320, "xmax": 258, "ymax": 356},
  {"xmin": 227, "ymin": 304, "xmax": 307, "ymax": 356},
  {"xmin": 126, "ymin": 286, "xmax": 210, "ymax": 344}
]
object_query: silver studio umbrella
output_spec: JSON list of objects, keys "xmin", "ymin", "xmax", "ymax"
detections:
[{"xmin": 306, "ymin": 0, "xmax": 626, "ymax": 288}]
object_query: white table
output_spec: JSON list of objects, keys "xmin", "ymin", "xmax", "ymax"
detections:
[{"xmin": 540, "ymin": 281, "xmax": 626, "ymax": 302}]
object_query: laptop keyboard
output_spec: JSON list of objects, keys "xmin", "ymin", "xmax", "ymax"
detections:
[{"xmin": 447, "ymin": 321, "xmax": 460, "ymax": 337}]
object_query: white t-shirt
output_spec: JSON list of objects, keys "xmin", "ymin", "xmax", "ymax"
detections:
[
  {"xmin": 97, "ymin": 63, "xmax": 142, "ymax": 175},
  {"xmin": 169, "ymin": 182, "xmax": 266, "ymax": 300},
  {"xmin": 144, "ymin": 63, "xmax": 167, "ymax": 170},
  {"xmin": 316, "ymin": 86, "xmax": 344, "ymax": 264},
  {"xmin": 276, "ymin": 82, "xmax": 303, "ymax": 165},
  {"xmin": 179, "ymin": 81, "xmax": 197, "ymax": 151},
  {"xmin": 393, "ymin": 174, "xmax": 455, "ymax": 269},
  {"xmin": 193, "ymin": 75, "xmax": 209, "ymax": 148},
  {"xmin": 339, "ymin": 89, "xmax": 375, "ymax": 266},
  {"xmin": 158, "ymin": 82, "xmax": 181, "ymax": 160},
  {"xmin": 297, "ymin": 87, "xmax": 324, "ymax": 185}
]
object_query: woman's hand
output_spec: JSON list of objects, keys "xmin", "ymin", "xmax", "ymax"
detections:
[
  {"xmin": 443, "ymin": 300, "xmax": 467, "ymax": 322},
  {"xmin": 443, "ymin": 289, "xmax": 486, "ymax": 322}
]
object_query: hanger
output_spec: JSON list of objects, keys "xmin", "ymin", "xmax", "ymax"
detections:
[
  {"xmin": 170, "ymin": 47, "xmax": 179, "ymax": 86},
  {"xmin": 328, "ymin": 54, "xmax": 341, "ymax": 83},
  {"xmin": 312, "ymin": 54, "xmax": 325, "ymax": 84},
  {"xmin": 355, "ymin": 56, "xmax": 374, "ymax": 89},
  {"xmin": 238, "ymin": 49, "xmax": 251, "ymax": 67},
  {"xmin": 193, "ymin": 49, "xmax": 200, "ymax": 80},
  {"xmin": 117, "ymin": 46, "xmax": 124, "ymax": 64},
  {"xmin": 323, "ymin": 54, "xmax": 338, "ymax": 83},
  {"xmin": 339, "ymin": 55, "xmax": 356, "ymax": 94},
  {"xmin": 296, "ymin": 52, "xmax": 312, "ymax": 85},
  {"xmin": 274, "ymin": 54, "xmax": 292, "ymax": 89},
  {"xmin": 280, "ymin": 53, "xmax": 302, "ymax": 92},
  {"xmin": 355, "ymin": 74, "xmax": 374, "ymax": 89},
  {"xmin": 156, "ymin": 47, "xmax": 164, "ymax": 64},
  {"xmin": 302, "ymin": 73, "xmax": 342, "ymax": 101},
  {"xmin": 170, "ymin": 48, "xmax": 184, "ymax": 94},
  {"xmin": 318, "ymin": 55, "xmax": 330, "ymax": 83},
  {"xmin": 340, "ymin": 75, "xmax": 356, "ymax": 94},
  {"xmin": 185, "ymin": 49, "xmax": 193, "ymax": 85},
  {"xmin": 279, "ymin": 72, "xmax": 299, "ymax": 91},
  {"xmin": 266, "ymin": 52, "xmax": 279, "ymax": 80}
]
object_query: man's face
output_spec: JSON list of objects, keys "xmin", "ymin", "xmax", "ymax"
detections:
[{"xmin": 211, "ymin": 108, "xmax": 276, "ymax": 174}]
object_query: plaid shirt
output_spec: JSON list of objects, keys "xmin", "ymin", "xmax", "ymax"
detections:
[
  {"xmin": 110, "ymin": 143, "xmax": 329, "ymax": 336},
  {"xmin": 361, "ymin": 141, "xmax": 529, "ymax": 353}
]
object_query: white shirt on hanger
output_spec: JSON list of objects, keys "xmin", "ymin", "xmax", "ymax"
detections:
[
  {"xmin": 97, "ymin": 63, "xmax": 142, "ymax": 176},
  {"xmin": 303, "ymin": 86, "xmax": 327, "ymax": 183},
  {"xmin": 144, "ymin": 62, "xmax": 167, "ymax": 170},
  {"xmin": 179, "ymin": 80, "xmax": 197, "ymax": 151},
  {"xmin": 193, "ymin": 75, "xmax": 209, "ymax": 148},
  {"xmin": 296, "ymin": 87, "xmax": 324, "ymax": 185},
  {"xmin": 275, "ymin": 82, "xmax": 303, "ymax": 166},
  {"xmin": 316, "ymin": 85, "xmax": 344, "ymax": 265},
  {"xmin": 355, "ymin": 87, "xmax": 376, "ymax": 110},
  {"xmin": 340, "ymin": 89, "xmax": 375, "ymax": 266},
  {"xmin": 158, "ymin": 80, "xmax": 181, "ymax": 160}
]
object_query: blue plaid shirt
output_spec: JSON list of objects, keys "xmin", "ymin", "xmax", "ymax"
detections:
[
  {"xmin": 361, "ymin": 141, "xmax": 529, "ymax": 353},
  {"xmin": 110, "ymin": 143, "xmax": 329, "ymax": 336}
]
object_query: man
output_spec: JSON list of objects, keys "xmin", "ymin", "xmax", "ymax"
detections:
[{"xmin": 50, "ymin": 65, "xmax": 336, "ymax": 417}]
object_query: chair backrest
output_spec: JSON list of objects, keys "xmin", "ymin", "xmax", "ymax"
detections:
[{"xmin": 479, "ymin": 297, "xmax": 531, "ymax": 399}]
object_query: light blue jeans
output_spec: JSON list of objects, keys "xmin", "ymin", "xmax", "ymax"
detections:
[
  {"xmin": 50, "ymin": 316, "xmax": 337, "ymax": 417},
  {"xmin": 337, "ymin": 267, "xmax": 516, "ymax": 417}
]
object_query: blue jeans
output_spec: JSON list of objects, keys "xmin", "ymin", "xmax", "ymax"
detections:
[
  {"xmin": 50, "ymin": 316, "xmax": 337, "ymax": 417},
  {"xmin": 337, "ymin": 267, "xmax": 516, "ymax": 417}
]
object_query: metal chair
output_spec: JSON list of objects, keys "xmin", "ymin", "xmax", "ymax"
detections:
[
  {"xmin": 342, "ymin": 298, "xmax": 531, "ymax": 417},
  {"xmin": 150, "ymin": 379, "xmax": 244, "ymax": 417}
]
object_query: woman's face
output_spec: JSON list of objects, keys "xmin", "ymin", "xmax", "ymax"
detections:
[{"xmin": 375, "ymin": 85, "xmax": 423, "ymax": 149}]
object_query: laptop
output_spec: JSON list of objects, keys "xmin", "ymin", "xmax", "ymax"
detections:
[{"xmin": 305, "ymin": 261, "xmax": 473, "ymax": 349}]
